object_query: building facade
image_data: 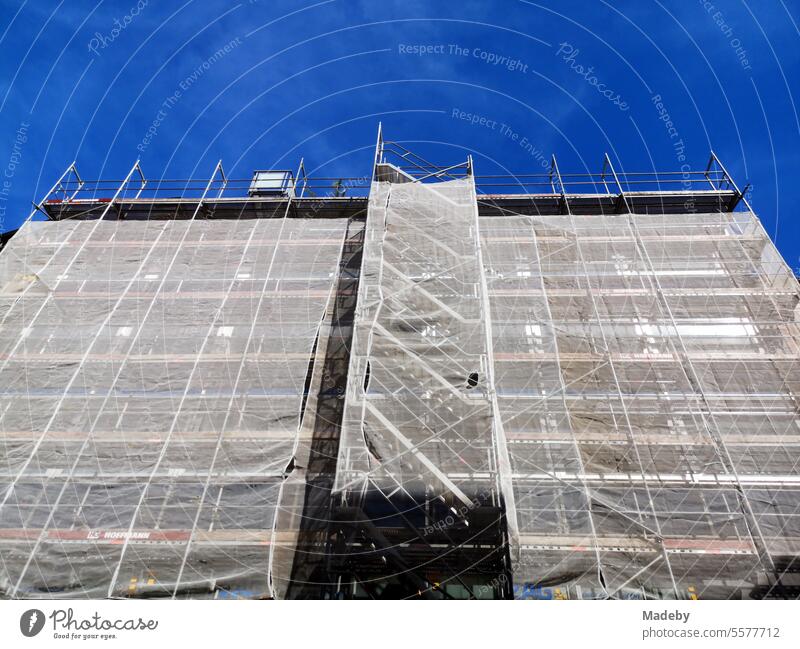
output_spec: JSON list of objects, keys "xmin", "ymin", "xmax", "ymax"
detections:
[{"xmin": 0, "ymin": 132, "xmax": 798, "ymax": 599}]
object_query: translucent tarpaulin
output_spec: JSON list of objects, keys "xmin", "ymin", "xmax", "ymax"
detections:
[
  {"xmin": 335, "ymin": 178, "xmax": 515, "ymax": 503},
  {"xmin": 1, "ymin": 177, "xmax": 798, "ymax": 600},
  {"xmin": 0, "ymin": 217, "xmax": 345, "ymax": 598},
  {"xmin": 328, "ymin": 175, "xmax": 517, "ymax": 597},
  {"xmin": 480, "ymin": 210, "xmax": 800, "ymax": 599}
]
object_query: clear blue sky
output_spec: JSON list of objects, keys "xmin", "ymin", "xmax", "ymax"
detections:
[{"xmin": 0, "ymin": 0, "xmax": 798, "ymax": 270}]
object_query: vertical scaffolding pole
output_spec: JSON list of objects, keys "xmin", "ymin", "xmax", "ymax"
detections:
[
  {"xmin": 372, "ymin": 122, "xmax": 384, "ymax": 182},
  {"xmin": 294, "ymin": 158, "xmax": 306, "ymax": 198}
]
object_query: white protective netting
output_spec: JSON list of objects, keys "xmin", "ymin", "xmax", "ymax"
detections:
[
  {"xmin": 333, "ymin": 176, "xmax": 519, "ymax": 551},
  {"xmin": 1, "ymin": 187, "xmax": 798, "ymax": 601},
  {"xmin": 0, "ymin": 217, "xmax": 345, "ymax": 598},
  {"xmin": 480, "ymin": 210, "xmax": 800, "ymax": 599}
]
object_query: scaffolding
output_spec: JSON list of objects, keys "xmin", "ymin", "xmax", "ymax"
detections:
[
  {"xmin": 327, "ymin": 170, "xmax": 516, "ymax": 599},
  {"xmin": 0, "ymin": 175, "xmax": 347, "ymax": 597},
  {"xmin": 482, "ymin": 156, "xmax": 799, "ymax": 600},
  {"xmin": 0, "ymin": 127, "xmax": 798, "ymax": 599}
]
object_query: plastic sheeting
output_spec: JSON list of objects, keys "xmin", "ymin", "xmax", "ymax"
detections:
[
  {"xmin": 1, "ymin": 188, "xmax": 798, "ymax": 600},
  {"xmin": 480, "ymin": 210, "xmax": 800, "ymax": 599},
  {"xmin": 333, "ymin": 177, "xmax": 516, "ymax": 522},
  {"xmin": 0, "ymin": 217, "xmax": 346, "ymax": 598}
]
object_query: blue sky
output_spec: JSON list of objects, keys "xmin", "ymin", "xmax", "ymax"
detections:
[{"xmin": 0, "ymin": 0, "xmax": 798, "ymax": 270}]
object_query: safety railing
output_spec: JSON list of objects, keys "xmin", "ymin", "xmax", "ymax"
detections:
[
  {"xmin": 473, "ymin": 151, "xmax": 743, "ymax": 198},
  {"xmin": 30, "ymin": 130, "xmax": 748, "ymax": 219}
]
